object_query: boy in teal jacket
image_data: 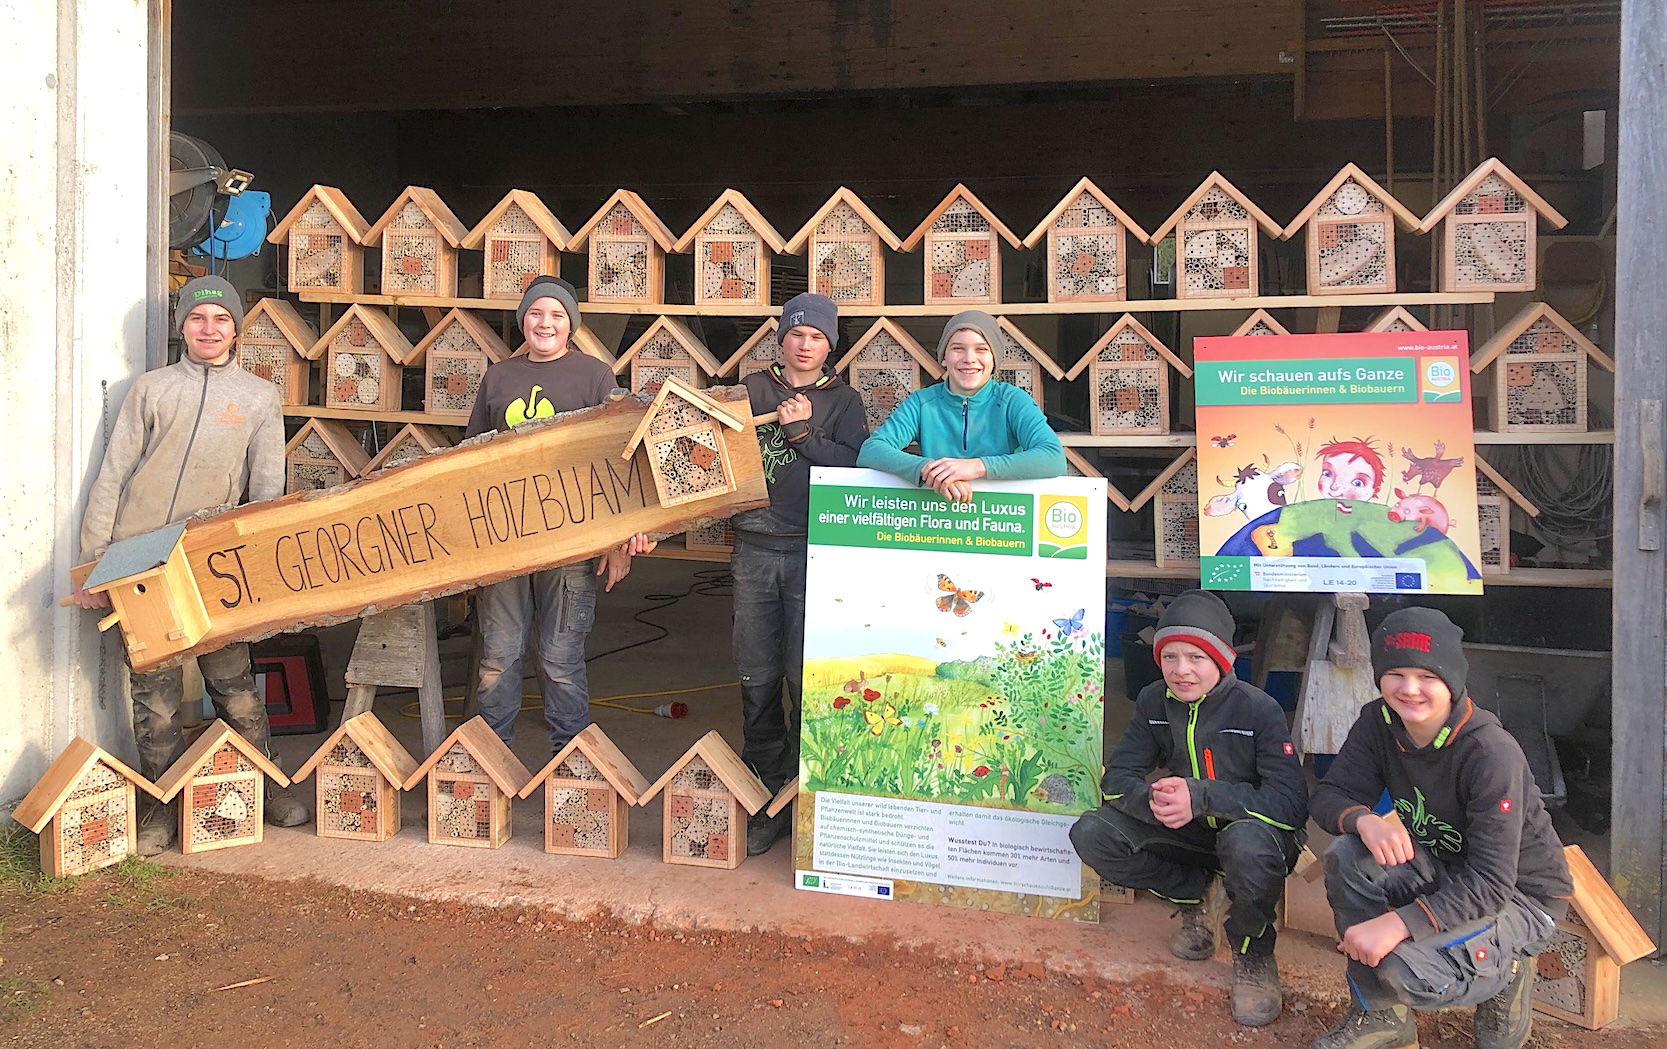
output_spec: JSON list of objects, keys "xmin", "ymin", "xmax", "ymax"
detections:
[{"xmin": 857, "ymin": 310, "xmax": 1065, "ymax": 502}]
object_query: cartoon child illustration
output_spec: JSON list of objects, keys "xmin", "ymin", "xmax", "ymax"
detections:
[{"xmin": 1315, "ymin": 437, "xmax": 1385, "ymax": 511}]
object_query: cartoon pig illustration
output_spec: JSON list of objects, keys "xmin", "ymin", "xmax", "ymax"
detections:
[{"xmin": 1387, "ymin": 489, "xmax": 1451, "ymax": 534}]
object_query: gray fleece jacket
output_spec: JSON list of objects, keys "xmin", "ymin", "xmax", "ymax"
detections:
[{"xmin": 79, "ymin": 355, "xmax": 285, "ymax": 562}]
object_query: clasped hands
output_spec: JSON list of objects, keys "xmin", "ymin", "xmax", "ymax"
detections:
[{"xmin": 918, "ymin": 458, "xmax": 986, "ymax": 505}]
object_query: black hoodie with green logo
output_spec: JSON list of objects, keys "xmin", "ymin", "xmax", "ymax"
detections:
[
  {"xmin": 1310, "ymin": 695, "xmax": 1572, "ymax": 941},
  {"xmin": 731, "ymin": 364, "xmax": 868, "ymax": 545}
]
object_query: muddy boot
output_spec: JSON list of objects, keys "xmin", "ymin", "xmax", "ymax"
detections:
[
  {"xmin": 1473, "ymin": 958, "xmax": 1533, "ymax": 1049},
  {"xmin": 1309, "ymin": 1001, "xmax": 1416, "ymax": 1049},
  {"xmin": 1231, "ymin": 952, "xmax": 1283, "ymax": 1026},
  {"xmin": 264, "ymin": 790, "xmax": 310, "ymax": 828},
  {"xmin": 135, "ymin": 798, "xmax": 176, "ymax": 857},
  {"xmin": 746, "ymin": 810, "xmax": 790, "ymax": 856},
  {"xmin": 1170, "ymin": 903, "xmax": 1215, "ymax": 960}
]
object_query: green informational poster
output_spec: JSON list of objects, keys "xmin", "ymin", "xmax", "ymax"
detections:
[{"xmin": 794, "ymin": 468, "xmax": 1106, "ymax": 920}]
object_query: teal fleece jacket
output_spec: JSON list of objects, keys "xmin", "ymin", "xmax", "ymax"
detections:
[{"xmin": 856, "ymin": 380, "xmax": 1065, "ymax": 483}]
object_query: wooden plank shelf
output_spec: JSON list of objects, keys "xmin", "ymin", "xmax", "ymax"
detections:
[
  {"xmin": 297, "ymin": 289, "xmax": 1496, "ymax": 317},
  {"xmin": 1062, "ymin": 432, "xmax": 1195, "ymax": 448},
  {"xmin": 283, "ymin": 404, "xmax": 467, "ymax": 427},
  {"xmin": 1473, "ymin": 430, "xmax": 1615, "ymax": 445}
]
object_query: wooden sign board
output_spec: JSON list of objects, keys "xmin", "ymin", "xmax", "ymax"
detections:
[{"xmin": 82, "ymin": 390, "xmax": 767, "ymax": 671}]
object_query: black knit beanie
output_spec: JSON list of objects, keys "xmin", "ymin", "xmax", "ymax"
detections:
[
  {"xmin": 1371, "ymin": 607, "xmax": 1468, "ymax": 699},
  {"xmin": 175, "ymin": 275, "xmax": 241, "ymax": 334},
  {"xmin": 778, "ymin": 292, "xmax": 839, "ymax": 350},
  {"xmin": 516, "ymin": 275, "xmax": 582, "ymax": 334},
  {"xmin": 1153, "ymin": 589, "xmax": 1237, "ymax": 676}
]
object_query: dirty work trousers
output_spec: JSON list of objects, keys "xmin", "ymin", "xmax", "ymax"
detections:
[
  {"xmin": 730, "ymin": 534, "xmax": 807, "ymax": 796},
  {"xmin": 129, "ymin": 642, "xmax": 274, "ymax": 781},
  {"xmin": 474, "ymin": 559, "xmax": 599, "ymax": 754}
]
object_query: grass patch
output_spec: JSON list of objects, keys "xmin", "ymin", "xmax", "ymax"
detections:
[
  {"xmin": 0, "ymin": 825, "xmax": 181, "ymax": 906},
  {"xmin": 0, "ymin": 976, "xmax": 49, "ymax": 1017},
  {"xmin": 0, "ymin": 826, "xmax": 75, "ymax": 897},
  {"xmin": 101, "ymin": 856, "xmax": 193, "ymax": 912}
]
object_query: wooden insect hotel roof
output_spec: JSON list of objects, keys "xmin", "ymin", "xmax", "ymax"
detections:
[
  {"xmin": 717, "ymin": 318, "xmax": 779, "ymax": 377},
  {"xmin": 622, "ymin": 376, "xmax": 747, "ymax": 459},
  {"xmin": 833, "ymin": 317, "xmax": 943, "ymax": 376},
  {"xmin": 12, "ymin": 738, "xmax": 162, "ymax": 832},
  {"xmin": 1230, "ymin": 309, "xmax": 1291, "ymax": 337},
  {"xmin": 268, "ymin": 185, "xmax": 372, "ymax": 244},
  {"xmin": 461, "ymin": 189, "xmax": 573, "ymax": 250},
  {"xmin": 784, "ymin": 187, "xmax": 903, "ymax": 253},
  {"xmin": 1022, "ymin": 176, "xmax": 1152, "ymax": 247},
  {"xmin": 284, "ymin": 418, "xmax": 373, "ymax": 476},
  {"xmin": 1064, "ymin": 314, "xmax": 1193, "ymax": 381},
  {"xmin": 639, "ymin": 730, "xmax": 772, "ymax": 815},
  {"xmin": 1147, "ymin": 171, "xmax": 1283, "ymax": 244},
  {"xmin": 364, "ymin": 186, "xmax": 469, "ymax": 247},
  {"xmin": 1280, "ymin": 163, "xmax": 1420, "ymax": 239},
  {"xmin": 311, "ymin": 303, "xmax": 416, "ymax": 363},
  {"xmin": 1417, "ymin": 157, "xmax": 1570, "ymax": 233},
  {"xmin": 765, "ymin": 776, "xmax": 799, "ymax": 818},
  {"xmin": 995, "ymin": 317, "xmax": 1066, "ymax": 380},
  {"xmin": 290, "ymin": 712, "xmax": 419, "ymax": 786},
  {"xmin": 241, "ymin": 298, "xmax": 319, "ymax": 356},
  {"xmin": 1471, "ymin": 302, "xmax": 1616, "ymax": 373},
  {"xmin": 364, "ymin": 423, "xmax": 452, "ymax": 474},
  {"xmin": 1130, "ymin": 447, "xmax": 1198, "ymax": 512},
  {"xmin": 900, "ymin": 183, "xmax": 1022, "ymax": 251},
  {"xmin": 402, "ymin": 716, "xmax": 532, "ymax": 795},
  {"xmin": 1563, "ymin": 844, "xmax": 1655, "ymax": 964},
  {"xmin": 1363, "ymin": 305, "xmax": 1427, "ymax": 333},
  {"xmin": 518, "ymin": 724, "xmax": 651, "ymax": 803},
  {"xmin": 569, "ymin": 325, "xmax": 619, "ymax": 367},
  {"xmin": 612, "ymin": 316, "xmax": 726, "ymax": 377},
  {"xmin": 406, "ymin": 307, "xmax": 511, "ymax": 367},
  {"xmin": 1474, "ymin": 454, "xmax": 1541, "ymax": 518},
  {"xmin": 155, "ymin": 720, "xmax": 290, "ymax": 801},
  {"xmin": 567, "ymin": 189, "xmax": 679, "ymax": 251},
  {"xmin": 673, "ymin": 189, "xmax": 788, "ymax": 254},
  {"xmin": 1061, "ymin": 447, "xmax": 1133, "ymax": 512}
]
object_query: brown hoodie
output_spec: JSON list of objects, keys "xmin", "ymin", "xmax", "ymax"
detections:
[{"xmin": 79, "ymin": 355, "xmax": 285, "ymax": 562}]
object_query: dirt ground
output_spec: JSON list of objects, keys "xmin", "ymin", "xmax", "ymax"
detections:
[{"xmin": 0, "ymin": 855, "xmax": 1660, "ymax": 1049}]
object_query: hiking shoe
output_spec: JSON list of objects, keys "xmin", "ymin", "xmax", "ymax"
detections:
[
  {"xmin": 265, "ymin": 792, "xmax": 311, "ymax": 828},
  {"xmin": 1309, "ymin": 1001, "xmax": 1416, "ymax": 1049},
  {"xmin": 746, "ymin": 810, "xmax": 791, "ymax": 856},
  {"xmin": 135, "ymin": 806, "xmax": 176, "ymax": 857},
  {"xmin": 1474, "ymin": 958, "xmax": 1533, "ymax": 1049},
  {"xmin": 1170, "ymin": 903, "xmax": 1215, "ymax": 960},
  {"xmin": 1232, "ymin": 951, "xmax": 1283, "ymax": 1026}
]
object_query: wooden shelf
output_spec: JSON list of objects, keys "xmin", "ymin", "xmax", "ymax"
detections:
[
  {"xmin": 1062, "ymin": 433, "xmax": 1195, "ymax": 448},
  {"xmin": 283, "ymin": 404, "xmax": 468, "ymax": 427},
  {"xmin": 1472, "ymin": 430, "xmax": 1614, "ymax": 445},
  {"xmin": 296, "ymin": 289, "xmax": 1495, "ymax": 317}
]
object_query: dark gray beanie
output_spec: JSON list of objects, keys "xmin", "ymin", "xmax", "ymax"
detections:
[
  {"xmin": 175, "ymin": 276, "xmax": 241, "ymax": 333},
  {"xmin": 777, "ymin": 292, "xmax": 839, "ymax": 350},
  {"xmin": 1371, "ymin": 607, "xmax": 1468, "ymax": 699},
  {"xmin": 935, "ymin": 309, "xmax": 1003, "ymax": 363},
  {"xmin": 517, "ymin": 275, "xmax": 582, "ymax": 334},
  {"xmin": 1153, "ymin": 589, "xmax": 1237, "ymax": 676}
]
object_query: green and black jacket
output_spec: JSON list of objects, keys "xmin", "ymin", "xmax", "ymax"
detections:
[{"xmin": 1102, "ymin": 673, "xmax": 1307, "ymax": 834}]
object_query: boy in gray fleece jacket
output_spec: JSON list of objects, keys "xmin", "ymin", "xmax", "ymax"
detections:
[{"xmin": 75, "ymin": 276, "xmax": 308, "ymax": 853}]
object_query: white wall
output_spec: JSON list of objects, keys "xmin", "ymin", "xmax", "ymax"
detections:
[{"xmin": 0, "ymin": 0, "xmax": 158, "ymax": 805}]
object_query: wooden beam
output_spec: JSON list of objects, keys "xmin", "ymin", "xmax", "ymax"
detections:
[{"xmin": 1611, "ymin": 0, "xmax": 1667, "ymax": 955}]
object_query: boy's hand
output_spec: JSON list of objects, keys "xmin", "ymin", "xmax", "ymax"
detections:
[
  {"xmin": 919, "ymin": 458, "xmax": 986, "ymax": 505},
  {"xmin": 777, "ymin": 394, "xmax": 813, "ymax": 426},
  {"xmin": 73, "ymin": 585, "xmax": 111, "ymax": 610},
  {"xmin": 622, "ymin": 532, "xmax": 657, "ymax": 556},
  {"xmin": 1338, "ymin": 911, "xmax": 1410, "ymax": 966},
  {"xmin": 1357, "ymin": 812, "xmax": 1416, "ymax": 867},
  {"xmin": 1148, "ymin": 776, "xmax": 1194, "ymax": 829}
]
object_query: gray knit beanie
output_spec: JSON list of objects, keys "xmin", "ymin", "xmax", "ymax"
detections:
[
  {"xmin": 175, "ymin": 276, "xmax": 241, "ymax": 334},
  {"xmin": 777, "ymin": 292, "xmax": 840, "ymax": 350},
  {"xmin": 935, "ymin": 309, "xmax": 1003, "ymax": 363},
  {"xmin": 517, "ymin": 275, "xmax": 582, "ymax": 334}
]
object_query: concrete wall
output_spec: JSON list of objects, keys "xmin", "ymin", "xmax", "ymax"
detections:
[{"xmin": 0, "ymin": 0, "xmax": 159, "ymax": 805}]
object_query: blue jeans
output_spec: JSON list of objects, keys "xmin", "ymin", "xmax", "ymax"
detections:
[
  {"xmin": 730, "ymin": 535, "xmax": 807, "ymax": 795},
  {"xmin": 474, "ymin": 559, "xmax": 598, "ymax": 752}
]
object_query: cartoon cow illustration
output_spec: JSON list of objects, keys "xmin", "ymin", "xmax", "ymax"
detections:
[
  {"xmin": 1206, "ymin": 461, "xmax": 1302, "ymax": 521},
  {"xmin": 1387, "ymin": 489, "xmax": 1452, "ymax": 534}
]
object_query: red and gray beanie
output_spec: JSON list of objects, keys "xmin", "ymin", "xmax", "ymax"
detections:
[
  {"xmin": 1153, "ymin": 589, "xmax": 1237, "ymax": 676},
  {"xmin": 1371, "ymin": 606, "xmax": 1468, "ymax": 698},
  {"xmin": 174, "ymin": 275, "xmax": 241, "ymax": 334}
]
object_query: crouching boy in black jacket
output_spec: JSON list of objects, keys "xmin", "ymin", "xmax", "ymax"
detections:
[
  {"xmin": 1308, "ymin": 607, "xmax": 1571, "ymax": 1049},
  {"xmin": 1070, "ymin": 590, "xmax": 1307, "ymax": 1026}
]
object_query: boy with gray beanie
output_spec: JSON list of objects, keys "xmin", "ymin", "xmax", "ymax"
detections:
[{"xmin": 74, "ymin": 275, "xmax": 307, "ymax": 854}]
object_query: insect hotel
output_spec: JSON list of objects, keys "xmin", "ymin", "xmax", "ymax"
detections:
[
  {"xmin": 1022, "ymin": 176, "xmax": 1151, "ymax": 302},
  {"xmin": 1062, "ymin": 448, "xmax": 1133, "ymax": 510},
  {"xmin": 613, "ymin": 315, "xmax": 724, "ymax": 393},
  {"xmin": 568, "ymin": 189, "xmax": 679, "ymax": 304},
  {"xmin": 1363, "ymin": 305, "xmax": 1428, "ymax": 333},
  {"xmin": 785, "ymin": 186, "xmax": 902, "ymax": 306},
  {"xmin": 1064, "ymin": 314, "xmax": 1192, "ymax": 436},
  {"xmin": 639, "ymin": 730, "xmax": 772, "ymax": 870},
  {"xmin": 1419, "ymin": 158, "xmax": 1568, "ymax": 293},
  {"xmin": 407, "ymin": 307, "xmax": 511, "ymax": 419},
  {"xmin": 993, "ymin": 317, "xmax": 1064, "ymax": 408},
  {"xmin": 1470, "ymin": 301, "xmax": 1615, "ymax": 432},
  {"xmin": 716, "ymin": 318, "xmax": 780, "ymax": 381},
  {"xmin": 1533, "ymin": 845, "xmax": 1656, "ymax": 1029},
  {"xmin": 621, "ymin": 377, "xmax": 746, "ymax": 510},
  {"xmin": 568, "ymin": 325, "xmax": 619, "ymax": 368},
  {"xmin": 1132, "ymin": 449, "xmax": 1200, "ymax": 568},
  {"xmin": 518, "ymin": 724, "xmax": 650, "ymax": 858},
  {"xmin": 312, "ymin": 303, "xmax": 415, "ymax": 413},
  {"xmin": 284, "ymin": 418, "xmax": 371, "ymax": 492},
  {"xmin": 1231, "ymin": 308, "xmax": 1291, "ymax": 338},
  {"xmin": 267, "ymin": 184, "xmax": 371, "ymax": 295},
  {"xmin": 290, "ymin": 712, "xmax": 418, "ymax": 842},
  {"xmin": 835, "ymin": 318, "xmax": 943, "ymax": 431},
  {"xmin": 237, "ymin": 298, "xmax": 317, "ymax": 406},
  {"xmin": 154, "ymin": 719, "xmax": 292, "ymax": 855},
  {"xmin": 1473, "ymin": 456, "xmax": 1539, "ymax": 576},
  {"xmin": 902, "ymin": 184, "xmax": 1021, "ymax": 306},
  {"xmin": 675, "ymin": 188, "xmax": 788, "ymax": 307},
  {"xmin": 402, "ymin": 716, "xmax": 532, "ymax": 849},
  {"xmin": 363, "ymin": 423, "xmax": 452, "ymax": 474},
  {"xmin": 363, "ymin": 186, "xmax": 469, "ymax": 298},
  {"xmin": 1281, "ymin": 163, "xmax": 1420, "ymax": 295},
  {"xmin": 81, "ymin": 521, "xmax": 208, "ymax": 663},
  {"xmin": 461, "ymin": 189, "xmax": 572, "ymax": 301},
  {"xmin": 12, "ymin": 738, "xmax": 163, "ymax": 878},
  {"xmin": 1149, "ymin": 172, "xmax": 1282, "ymax": 299}
]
